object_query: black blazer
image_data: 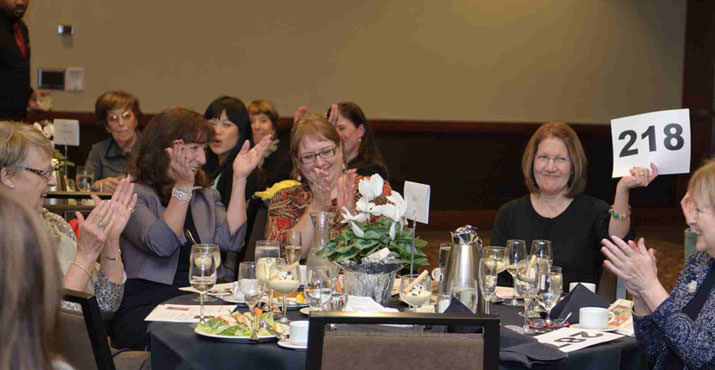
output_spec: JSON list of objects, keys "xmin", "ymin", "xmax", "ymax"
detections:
[{"xmin": 0, "ymin": 15, "xmax": 31, "ymax": 121}]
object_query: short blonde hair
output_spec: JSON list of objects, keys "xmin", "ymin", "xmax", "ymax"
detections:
[
  {"xmin": 0, "ymin": 121, "xmax": 54, "ymax": 177},
  {"xmin": 522, "ymin": 121, "xmax": 587, "ymax": 198},
  {"xmin": 688, "ymin": 160, "xmax": 715, "ymax": 208}
]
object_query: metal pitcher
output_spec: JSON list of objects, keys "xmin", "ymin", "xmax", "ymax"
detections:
[{"xmin": 440, "ymin": 225, "xmax": 487, "ymax": 314}]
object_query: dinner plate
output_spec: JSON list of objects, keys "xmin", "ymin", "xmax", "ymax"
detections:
[
  {"xmin": 220, "ymin": 295, "xmax": 308, "ymax": 310},
  {"xmin": 570, "ymin": 323, "xmax": 619, "ymax": 332},
  {"xmin": 299, "ymin": 307, "xmax": 312, "ymax": 315},
  {"xmin": 194, "ymin": 327, "xmax": 277, "ymax": 343},
  {"xmin": 277, "ymin": 340, "xmax": 307, "ymax": 351}
]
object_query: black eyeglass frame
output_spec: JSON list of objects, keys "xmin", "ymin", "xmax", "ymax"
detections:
[{"xmin": 298, "ymin": 146, "xmax": 337, "ymax": 165}]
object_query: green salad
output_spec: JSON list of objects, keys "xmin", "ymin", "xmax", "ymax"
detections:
[{"xmin": 196, "ymin": 312, "xmax": 275, "ymax": 337}]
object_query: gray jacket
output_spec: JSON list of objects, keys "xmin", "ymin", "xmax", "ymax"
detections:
[{"xmin": 120, "ymin": 183, "xmax": 245, "ymax": 285}]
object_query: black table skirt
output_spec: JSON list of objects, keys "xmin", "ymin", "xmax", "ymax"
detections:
[{"xmin": 149, "ymin": 295, "xmax": 647, "ymax": 370}]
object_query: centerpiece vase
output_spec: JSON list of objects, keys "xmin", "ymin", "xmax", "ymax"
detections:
[
  {"xmin": 306, "ymin": 211, "xmax": 339, "ymax": 278},
  {"xmin": 338, "ymin": 261, "xmax": 402, "ymax": 306}
]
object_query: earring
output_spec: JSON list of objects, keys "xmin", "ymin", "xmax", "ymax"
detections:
[{"xmin": 297, "ymin": 173, "xmax": 302, "ymax": 182}]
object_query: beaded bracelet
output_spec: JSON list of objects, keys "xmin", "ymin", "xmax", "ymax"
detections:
[{"xmin": 609, "ymin": 205, "xmax": 632, "ymax": 220}]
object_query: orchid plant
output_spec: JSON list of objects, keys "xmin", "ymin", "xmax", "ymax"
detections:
[{"xmin": 318, "ymin": 174, "xmax": 428, "ymax": 266}]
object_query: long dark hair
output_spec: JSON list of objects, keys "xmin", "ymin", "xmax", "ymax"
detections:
[
  {"xmin": 203, "ymin": 96, "xmax": 263, "ymax": 204},
  {"xmin": 131, "ymin": 107, "xmax": 214, "ymax": 204},
  {"xmin": 331, "ymin": 102, "xmax": 388, "ymax": 178}
]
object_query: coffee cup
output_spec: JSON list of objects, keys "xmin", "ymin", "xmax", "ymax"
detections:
[
  {"xmin": 289, "ymin": 320, "xmax": 309, "ymax": 346},
  {"xmin": 579, "ymin": 307, "xmax": 614, "ymax": 329},
  {"xmin": 569, "ymin": 282, "xmax": 596, "ymax": 293}
]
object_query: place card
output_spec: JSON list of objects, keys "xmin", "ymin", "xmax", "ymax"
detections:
[
  {"xmin": 404, "ymin": 181, "xmax": 431, "ymax": 224},
  {"xmin": 144, "ymin": 304, "xmax": 237, "ymax": 323},
  {"xmin": 52, "ymin": 119, "xmax": 80, "ymax": 146},
  {"xmin": 535, "ymin": 327, "xmax": 623, "ymax": 353},
  {"xmin": 610, "ymin": 108, "xmax": 691, "ymax": 177}
]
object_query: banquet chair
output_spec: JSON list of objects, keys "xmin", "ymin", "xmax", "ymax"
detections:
[
  {"xmin": 59, "ymin": 289, "xmax": 150, "ymax": 370},
  {"xmin": 306, "ymin": 312, "xmax": 499, "ymax": 370}
]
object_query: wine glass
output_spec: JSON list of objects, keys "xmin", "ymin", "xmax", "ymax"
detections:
[
  {"xmin": 514, "ymin": 257, "xmax": 539, "ymax": 334},
  {"xmin": 269, "ymin": 260, "xmax": 301, "ymax": 323},
  {"xmin": 190, "ymin": 244, "xmax": 220, "ymax": 302},
  {"xmin": 399, "ymin": 273, "xmax": 432, "ymax": 312},
  {"xmin": 481, "ymin": 246, "xmax": 507, "ymax": 301},
  {"xmin": 238, "ymin": 262, "xmax": 262, "ymax": 340},
  {"xmin": 255, "ymin": 242, "xmax": 281, "ymax": 315},
  {"xmin": 505, "ymin": 239, "xmax": 527, "ymax": 306},
  {"xmin": 189, "ymin": 244, "xmax": 219, "ymax": 323},
  {"xmin": 75, "ymin": 166, "xmax": 94, "ymax": 192},
  {"xmin": 284, "ymin": 231, "xmax": 302, "ymax": 264},
  {"xmin": 537, "ymin": 266, "xmax": 563, "ymax": 324},
  {"xmin": 304, "ymin": 268, "xmax": 332, "ymax": 312},
  {"xmin": 478, "ymin": 257, "xmax": 499, "ymax": 314},
  {"xmin": 530, "ymin": 240, "xmax": 553, "ymax": 273}
]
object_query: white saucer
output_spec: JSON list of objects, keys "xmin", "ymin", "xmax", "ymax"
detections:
[
  {"xmin": 299, "ymin": 307, "xmax": 312, "ymax": 315},
  {"xmin": 571, "ymin": 323, "xmax": 619, "ymax": 332},
  {"xmin": 277, "ymin": 340, "xmax": 307, "ymax": 350}
]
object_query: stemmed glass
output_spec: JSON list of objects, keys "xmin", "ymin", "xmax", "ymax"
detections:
[
  {"xmin": 400, "ymin": 274, "xmax": 432, "ymax": 312},
  {"xmin": 478, "ymin": 257, "xmax": 499, "ymax": 314},
  {"xmin": 481, "ymin": 246, "xmax": 507, "ymax": 302},
  {"xmin": 196, "ymin": 244, "xmax": 221, "ymax": 302},
  {"xmin": 238, "ymin": 262, "xmax": 262, "ymax": 340},
  {"xmin": 530, "ymin": 239, "xmax": 553, "ymax": 273},
  {"xmin": 514, "ymin": 256, "xmax": 539, "ymax": 334},
  {"xmin": 189, "ymin": 244, "xmax": 219, "ymax": 323},
  {"xmin": 537, "ymin": 266, "xmax": 563, "ymax": 324},
  {"xmin": 505, "ymin": 240, "xmax": 527, "ymax": 306},
  {"xmin": 284, "ymin": 231, "xmax": 302, "ymax": 264},
  {"xmin": 304, "ymin": 268, "xmax": 332, "ymax": 312},
  {"xmin": 75, "ymin": 165, "xmax": 93, "ymax": 192},
  {"xmin": 269, "ymin": 260, "xmax": 301, "ymax": 323},
  {"xmin": 255, "ymin": 241, "xmax": 281, "ymax": 316}
]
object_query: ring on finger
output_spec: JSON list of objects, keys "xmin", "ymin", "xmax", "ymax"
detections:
[{"xmin": 98, "ymin": 220, "xmax": 104, "ymax": 229}]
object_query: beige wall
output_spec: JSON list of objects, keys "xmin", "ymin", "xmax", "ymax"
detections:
[{"xmin": 25, "ymin": 0, "xmax": 686, "ymax": 123}]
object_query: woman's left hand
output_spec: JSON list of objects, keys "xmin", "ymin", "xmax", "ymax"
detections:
[
  {"xmin": 233, "ymin": 136, "xmax": 271, "ymax": 179},
  {"xmin": 104, "ymin": 177, "xmax": 138, "ymax": 242},
  {"xmin": 336, "ymin": 169, "xmax": 357, "ymax": 214},
  {"xmin": 601, "ymin": 236, "xmax": 658, "ymax": 296},
  {"xmin": 617, "ymin": 162, "xmax": 659, "ymax": 191}
]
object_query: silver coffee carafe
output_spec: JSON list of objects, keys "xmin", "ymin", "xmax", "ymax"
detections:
[{"xmin": 440, "ymin": 225, "xmax": 487, "ymax": 314}]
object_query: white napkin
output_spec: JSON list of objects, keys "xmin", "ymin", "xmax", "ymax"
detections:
[
  {"xmin": 496, "ymin": 286, "xmax": 515, "ymax": 299},
  {"xmin": 344, "ymin": 295, "xmax": 399, "ymax": 313},
  {"xmin": 179, "ymin": 282, "xmax": 235, "ymax": 296}
]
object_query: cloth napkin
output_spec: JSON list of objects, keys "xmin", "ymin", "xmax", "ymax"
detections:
[
  {"xmin": 344, "ymin": 295, "xmax": 399, "ymax": 313},
  {"xmin": 549, "ymin": 283, "xmax": 608, "ymax": 323}
]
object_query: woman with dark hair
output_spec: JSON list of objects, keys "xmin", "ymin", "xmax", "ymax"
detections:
[
  {"xmin": 491, "ymin": 121, "xmax": 656, "ymax": 287},
  {"xmin": 247, "ymin": 99, "xmax": 292, "ymax": 187},
  {"xmin": 85, "ymin": 91, "xmax": 142, "ymax": 192},
  {"xmin": 327, "ymin": 102, "xmax": 388, "ymax": 180},
  {"xmin": 0, "ymin": 188, "xmax": 65, "ymax": 370},
  {"xmin": 111, "ymin": 107, "xmax": 269, "ymax": 349}
]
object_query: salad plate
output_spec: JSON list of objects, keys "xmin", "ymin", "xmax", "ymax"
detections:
[{"xmin": 194, "ymin": 327, "xmax": 276, "ymax": 343}]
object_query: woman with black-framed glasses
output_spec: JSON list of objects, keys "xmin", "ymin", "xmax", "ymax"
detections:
[
  {"xmin": 265, "ymin": 113, "xmax": 391, "ymax": 257},
  {"xmin": 0, "ymin": 120, "xmax": 136, "ymax": 314}
]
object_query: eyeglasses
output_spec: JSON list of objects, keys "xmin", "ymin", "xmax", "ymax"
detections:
[
  {"xmin": 535, "ymin": 154, "xmax": 569, "ymax": 165},
  {"xmin": 298, "ymin": 146, "xmax": 337, "ymax": 165},
  {"xmin": 17, "ymin": 163, "xmax": 60, "ymax": 181},
  {"xmin": 107, "ymin": 110, "xmax": 134, "ymax": 124}
]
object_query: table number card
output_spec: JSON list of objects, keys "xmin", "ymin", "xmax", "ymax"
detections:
[
  {"xmin": 535, "ymin": 327, "xmax": 623, "ymax": 353},
  {"xmin": 404, "ymin": 181, "xmax": 431, "ymax": 224},
  {"xmin": 610, "ymin": 109, "xmax": 690, "ymax": 177},
  {"xmin": 53, "ymin": 119, "xmax": 80, "ymax": 146}
]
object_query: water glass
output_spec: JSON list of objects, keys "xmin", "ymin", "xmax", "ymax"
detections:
[
  {"xmin": 238, "ymin": 262, "xmax": 261, "ymax": 339},
  {"xmin": 450, "ymin": 279, "xmax": 479, "ymax": 313},
  {"xmin": 478, "ymin": 257, "xmax": 498, "ymax": 314},
  {"xmin": 255, "ymin": 241, "xmax": 281, "ymax": 312},
  {"xmin": 505, "ymin": 239, "xmax": 527, "ymax": 306},
  {"xmin": 189, "ymin": 244, "xmax": 219, "ymax": 323},
  {"xmin": 75, "ymin": 166, "xmax": 94, "ymax": 192},
  {"xmin": 537, "ymin": 266, "xmax": 563, "ymax": 322},
  {"xmin": 514, "ymin": 258, "xmax": 539, "ymax": 334},
  {"xmin": 304, "ymin": 268, "xmax": 332, "ymax": 311},
  {"xmin": 399, "ymin": 273, "xmax": 433, "ymax": 311}
]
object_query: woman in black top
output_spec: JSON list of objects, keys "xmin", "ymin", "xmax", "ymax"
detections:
[{"xmin": 491, "ymin": 121, "xmax": 657, "ymax": 287}]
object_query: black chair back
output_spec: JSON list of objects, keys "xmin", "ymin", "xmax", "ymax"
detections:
[{"xmin": 59, "ymin": 289, "xmax": 116, "ymax": 370}]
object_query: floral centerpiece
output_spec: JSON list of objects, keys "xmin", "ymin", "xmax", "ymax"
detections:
[{"xmin": 317, "ymin": 174, "xmax": 428, "ymax": 304}]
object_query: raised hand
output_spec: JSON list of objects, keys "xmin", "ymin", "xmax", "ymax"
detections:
[
  {"xmin": 336, "ymin": 169, "xmax": 357, "ymax": 215},
  {"xmin": 309, "ymin": 167, "xmax": 335, "ymax": 211},
  {"xmin": 618, "ymin": 162, "xmax": 658, "ymax": 191},
  {"xmin": 293, "ymin": 106, "xmax": 308, "ymax": 124},
  {"xmin": 233, "ymin": 136, "xmax": 271, "ymax": 180},
  {"xmin": 76, "ymin": 198, "xmax": 113, "ymax": 260},
  {"xmin": 601, "ymin": 236, "xmax": 658, "ymax": 297},
  {"xmin": 327, "ymin": 103, "xmax": 339, "ymax": 125},
  {"xmin": 104, "ymin": 177, "xmax": 138, "ymax": 242},
  {"xmin": 165, "ymin": 139, "xmax": 195, "ymax": 188}
]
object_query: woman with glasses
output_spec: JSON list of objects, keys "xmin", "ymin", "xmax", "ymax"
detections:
[
  {"xmin": 265, "ymin": 113, "xmax": 391, "ymax": 256},
  {"xmin": 491, "ymin": 121, "xmax": 656, "ymax": 288},
  {"xmin": 84, "ymin": 91, "xmax": 142, "ymax": 193},
  {"xmin": 0, "ymin": 120, "xmax": 136, "ymax": 314}
]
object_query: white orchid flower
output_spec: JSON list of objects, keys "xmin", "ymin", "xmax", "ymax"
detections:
[
  {"xmin": 389, "ymin": 221, "xmax": 397, "ymax": 240},
  {"xmin": 350, "ymin": 221, "xmax": 365, "ymax": 237},
  {"xmin": 386, "ymin": 191, "xmax": 408, "ymax": 222},
  {"xmin": 33, "ymin": 122, "xmax": 43, "ymax": 133},
  {"xmin": 355, "ymin": 197, "xmax": 374, "ymax": 214},
  {"xmin": 378, "ymin": 203, "xmax": 401, "ymax": 222},
  {"xmin": 42, "ymin": 124, "xmax": 54, "ymax": 139},
  {"xmin": 342, "ymin": 206, "xmax": 368, "ymax": 224},
  {"xmin": 358, "ymin": 174, "xmax": 384, "ymax": 201}
]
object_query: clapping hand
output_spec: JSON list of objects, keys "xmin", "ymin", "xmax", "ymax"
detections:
[
  {"xmin": 105, "ymin": 177, "xmax": 138, "ymax": 242},
  {"xmin": 601, "ymin": 236, "xmax": 658, "ymax": 297},
  {"xmin": 76, "ymin": 197, "xmax": 113, "ymax": 260},
  {"xmin": 293, "ymin": 106, "xmax": 308, "ymax": 124},
  {"xmin": 327, "ymin": 104, "xmax": 339, "ymax": 125},
  {"xmin": 232, "ymin": 136, "xmax": 271, "ymax": 179},
  {"xmin": 165, "ymin": 139, "xmax": 196, "ymax": 188},
  {"xmin": 336, "ymin": 169, "xmax": 357, "ymax": 215},
  {"xmin": 618, "ymin": 163, "xmax": 658, "ymax": 191}
]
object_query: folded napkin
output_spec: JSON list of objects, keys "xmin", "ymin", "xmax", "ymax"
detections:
[
  {"xmin": 500, "ymin": 327, "xmax": 567, "ymax": 368},
  {"xmin": 344, "ymin": 295, "xmax": 399, "ymax": 313},
  {"xmin": 444, "ymin": 297, "xmax": 481, "ymax": 333},
  {"xmin": 549, "ymin": 283, "xmax": 608, "ymax": 323}
]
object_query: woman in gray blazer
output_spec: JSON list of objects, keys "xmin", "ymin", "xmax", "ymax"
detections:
[{"xmin": 111, "ymin": 107, "xmax": 270, "ymax": 349}]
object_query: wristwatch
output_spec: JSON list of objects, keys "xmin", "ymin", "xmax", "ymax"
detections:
[{"xmin": 171, "ymin": 187, "xmax": 193, "ymax": 201}]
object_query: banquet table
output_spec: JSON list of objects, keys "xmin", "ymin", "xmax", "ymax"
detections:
[{"xmin": 148, "ymin": 295, "xmax": 648, "ymax": 370}]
